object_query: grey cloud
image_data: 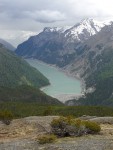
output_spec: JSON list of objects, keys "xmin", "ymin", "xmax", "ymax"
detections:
[
  {"xmin": 1, "ymin": 0, "xmax": 113, "ymax": 25},
  {"xmin": 24, "ymin": 10, "xmax": 66, "ymax": 23},
  {"xmin": 0, "ymin": 0, "xmax": 66, "ymax": 23},
  {"xmin": 0, "ymin": 0, "xmax": 113, "ymax": 46}
]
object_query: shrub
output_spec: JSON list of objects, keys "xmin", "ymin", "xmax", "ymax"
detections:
[
  {"xmin": 38, "ymin": 134, "xmax": 56, "ymax": 144},
  {"xmin": 51, "ymin": 116, "xmax": 74, "ymax": 127},
  {"xmin": 51, "ymin": 116, "xmax": 68, "ymax": 126},
  {"xmin": 83, "ymin": 121, "xmax": 101, "ymax": 134},
  {"xmin": 0, "ymin": 110, "xmax": 13, "ymax": 125},
  {"xmin": 51, "ymin": 117, "xmax": 83, "ymax": 137},
  {"xmin": 51, "ymin": 116, "xmax": 69, "ymax": 137},
  {"xmin": 51, "ymin": 116, "xmax": 101, "ymax": 137}
]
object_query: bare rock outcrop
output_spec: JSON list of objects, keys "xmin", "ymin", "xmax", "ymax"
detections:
[{"xmin": 0, "ymin": 116, "xmax": 113, "ymax": 150}]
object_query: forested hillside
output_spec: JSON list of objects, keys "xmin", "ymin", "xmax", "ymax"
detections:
[
  {"xmin": 0, "ymin": 44, "xmax": 49, "ymax": 88},
  {"xmin": 0, "ymin": 85, "xmax": 62, "ymax": 105}
]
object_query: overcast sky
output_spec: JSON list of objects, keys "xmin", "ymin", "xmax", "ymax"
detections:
[{"xmin": 0, "ymin": 0, "xmax": 113, "ymax": 47}]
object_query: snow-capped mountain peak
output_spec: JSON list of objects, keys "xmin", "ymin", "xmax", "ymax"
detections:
[
  {"xmin": 42, "ymin": 18, "xmax": 112, "ymax": 43},
  {"xmin": 64, "ymin": 18, "xmax": 108, "ymax": 42},
  {"xmin": 43, "ymin": 27, "xmax": 62, "ymax": 32},
  {"xmin": 43, "ymin": 26, "xmax": 71, "ymax": 33}
]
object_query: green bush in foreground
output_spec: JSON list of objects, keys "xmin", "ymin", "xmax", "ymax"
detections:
[
  {"xmin": 0, "ymin": 110, "xmax": 13, "ymax": 125},
  {"xmin": 38, "ymin": 134, "xmax": 57, "ymax": 144},
  {"xmin": 51, "ymin": 117, "xmax": 101, "ymax": 137},
  {"xmin": 83, "ymin": 121, "xmax": 101, "ymax": 134}
]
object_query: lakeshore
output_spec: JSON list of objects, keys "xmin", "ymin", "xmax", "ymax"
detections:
[{"xmin": 26, "ymin": 58, "xmax": 84, "ymax": 102}]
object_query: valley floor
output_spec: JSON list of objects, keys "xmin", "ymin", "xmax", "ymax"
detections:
[
  {"xmin": 54, "ymin": 93, "xmax": 84, "ymax": 103},
  {"xmin": 0, "ymin": 116, "xmax": 113, "ymax": 150}
]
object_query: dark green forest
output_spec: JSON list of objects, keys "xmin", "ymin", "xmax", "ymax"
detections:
[
  {"xmin": 0, "ymin": 44, "xmax": 49, "ymax": 88},
  {"xmin": 1, "ymin": 103, "xmax": 113, "ymax": 118},
  {"xmin": 0, "ymin": 85, "xmax": 62, "ymax": 105}
]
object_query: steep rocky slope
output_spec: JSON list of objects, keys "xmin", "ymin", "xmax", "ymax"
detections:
[
  {"xmin": 65, "ymin": 22, "xmax": 113, "ymax": 78},
  {"xmin": 66, "ymin": 23, "xmax": 113, "ymax": 105}
]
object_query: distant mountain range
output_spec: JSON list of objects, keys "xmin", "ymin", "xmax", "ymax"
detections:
[
  {"xmin": 15, "ymin": 18, "xmax": 113, "ymax": 106},
  {"xmin": 0, "ymin": 38, "xmax": 15, "ymax": 51},
  {"xmin": 15, "ymin": 18, "xmax": 111, "ymax": 67}
]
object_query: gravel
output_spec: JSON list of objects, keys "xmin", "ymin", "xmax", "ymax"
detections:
[{"xmin": 1, "ymin": 136, "xmax": 113, "ymax": 150}]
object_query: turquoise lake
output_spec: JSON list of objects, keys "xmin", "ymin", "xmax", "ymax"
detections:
[{"xmin": 26, "ymin": 59, "xmax": 81, "ymax": 99}]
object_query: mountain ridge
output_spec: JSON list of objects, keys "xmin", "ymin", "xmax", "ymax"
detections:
[
  {"xmin": 0, "ymin": 38, "xmax": 15, "ymax": 51},
  {"xmin": 16, "ymin": 18, "xmax": 110, "ymax": 67}
]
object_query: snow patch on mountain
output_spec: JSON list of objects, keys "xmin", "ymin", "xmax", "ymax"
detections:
[
  {"xmin": 41, "ymin": 18, "xmax": 112, "ymax": 43},
  {"xmin": 64, "ymin": 18, "xmax": 111, "ymax": 42},
  {"xmin": 43, "ymin": 26, "xmax": 72, "ymax": 33}
]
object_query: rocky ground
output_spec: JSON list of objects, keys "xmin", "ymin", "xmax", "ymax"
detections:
[{"xmin": 0, "ymin": 116, "xmax": 113, "ymax": 150}]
